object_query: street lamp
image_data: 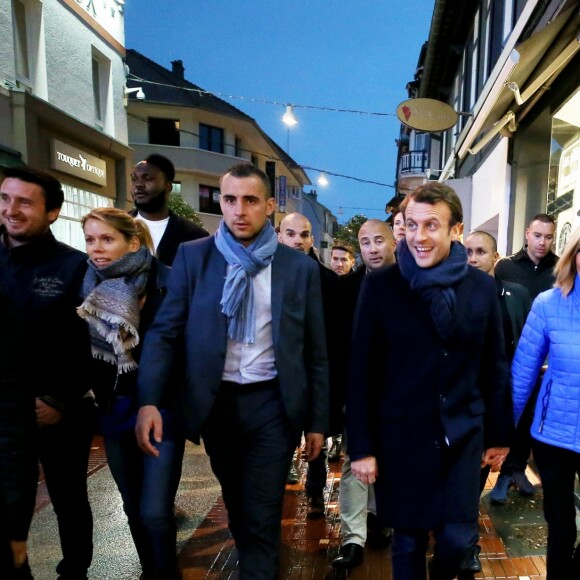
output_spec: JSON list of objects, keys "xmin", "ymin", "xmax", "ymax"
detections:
[
  {"xmin": 282, "ymin": 105, "xmax": 298, "ymax": 153},
  {"xmin": 317, "ymin": 173, "xmax": 329, "ymax": 187}
]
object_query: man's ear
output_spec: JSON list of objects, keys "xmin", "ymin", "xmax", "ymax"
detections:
[
  {"xmin": 266, "ymin": 196, "xmax": 276, "ymax": 216},
  {"xmin": 47, "ymin": 207, "xmax": 61, "ymax": 225}
]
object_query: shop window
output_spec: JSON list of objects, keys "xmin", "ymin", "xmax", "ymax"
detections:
[
  {"xmin": 199, "ymin": 185, "xmax": 222, "ymax": 215},
  {"xmin": 199, "ymin": 124, "xmax": 224, "ymax": 153},
  {"xmin": 51, "ymin": 186, "xmax": 113, "ymax": 251},
  {"xmin": 149, "ymin": 118, "xmax": 180, "ymax": 146}
]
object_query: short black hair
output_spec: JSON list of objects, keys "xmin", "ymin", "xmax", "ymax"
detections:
[
  {"xmin": 2, "ymin": 166, "xmax": 64, "ymax": 211},
  {"xmin": 400, "ymin": 182, "xmax": 463, "ymax": 227},
  {"xmin": 144, "ymin": 154, "xmax": 175, "ymax": 182},
  {"xmin": 221, "ymin": 163, "xmax": 272, "ymax": 199},
  {"xmin": 528, "ymin": 213, "xmax": 555, "ymax": 228}
]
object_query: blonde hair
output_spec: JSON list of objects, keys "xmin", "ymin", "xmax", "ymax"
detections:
[
  {"xmin": 81, "ymin": 207, "xmax": 154, "ymax": 254},
  {"xmin": 554, "ymin": 225, "xmax": 580, "ymax": 297}
]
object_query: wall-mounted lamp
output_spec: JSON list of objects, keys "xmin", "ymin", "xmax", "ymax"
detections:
[
  {"xmin": 125, "ymin": 86, "xmax": 145, "ymax": 100},
  {"xmin": 282, "ymin": 105, "xmax": 298, "ymax": 126}
]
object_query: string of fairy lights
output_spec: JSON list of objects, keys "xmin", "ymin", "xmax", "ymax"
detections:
[{"xmin": 126, "ymin": 73, "xmax": 397, "ymax": 190}]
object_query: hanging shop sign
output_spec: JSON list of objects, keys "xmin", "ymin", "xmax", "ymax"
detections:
[
  {"xmin": 396, "ymin": 98, "xmax": 459, "ymax": 132},
  {"xmin": 50, "ymin": 139, "xmax": 107, "ymax": 187}
]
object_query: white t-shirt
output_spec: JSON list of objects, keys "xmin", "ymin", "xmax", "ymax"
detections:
[{"xmin": 135, "ymin": 215, "xmax": 170, "ymax": 253}]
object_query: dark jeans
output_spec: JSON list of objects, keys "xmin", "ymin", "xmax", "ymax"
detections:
[
  {"xmin": 392, "ymin": 522, "xmax": 477, "ymax": 580},
  {"xmin": 532, "ymin": 439, "xmax": 580, "ymax": 579},
  {"xmin": 100, "ymin": 398, "xmax": 185, "ymax": 576},
  {"xmin": 201, "ymin": 380, "xmax": 298, "ymax": 580},
  {"xmin": 0, "ymin": 388, "xmax": 38, "ymax": 576},
  {"xmin": 37, "ymin": 397, "xmax": 97, "ymax": 577}
]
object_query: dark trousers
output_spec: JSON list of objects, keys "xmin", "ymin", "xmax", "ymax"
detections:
[
  {"xmin": 37, "ymin": 398, "xmax": 96, "ymax": 577},
  {"xmin": 305, "ymin": 444, "xmax": 327, "ymax": 497},
  {"xmin": 392, "ymin": 522, "xmax": 477, "ymax": 580},
  {"xmin": 201, "ymin": 380, "xmax": 297, "ymax": 580},
  {"xmin": 532, "ymin": 439, "xmax": 580, "ymax": 580},
  {"xmin": 100, "ymin": 398, "xmax": 185, "ymax": 576},
  {"xmin": 500, "ymin": 383, "xmax": 539, "ymax": 476},
  {"xmin": 0, "ymin": 388, "xmax": 38, "ymax": 576}
]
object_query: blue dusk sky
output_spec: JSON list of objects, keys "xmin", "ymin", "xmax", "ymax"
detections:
[{"xmin": 125, "ymin": 1, "xmax": 435, "ymax": 223}]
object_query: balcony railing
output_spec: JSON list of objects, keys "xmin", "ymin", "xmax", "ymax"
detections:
[{"xmin": 399, "ymin": 150, "xmax": 429, "ymax": 175}]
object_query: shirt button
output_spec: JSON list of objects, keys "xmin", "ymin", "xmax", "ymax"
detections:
[
  {"xmin": 439, "ymin": 395, "xmax": 446, "ymax": 404},
  {"xmin": 434, "ymin": 441, "xmax": 440, "ymax": 449},
  {"xmin": 442, "ymin": 350, "xmax": 448, "ymax": 357}
]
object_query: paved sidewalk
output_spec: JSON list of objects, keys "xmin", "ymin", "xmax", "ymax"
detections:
[{"xmin": 29, "ymin": 438, "xmax": 549, "ymax": 579}]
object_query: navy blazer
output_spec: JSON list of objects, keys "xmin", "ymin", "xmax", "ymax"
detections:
[{"xmin": 137, "ymin": 236, "xmax": 329, "ymax": 444}]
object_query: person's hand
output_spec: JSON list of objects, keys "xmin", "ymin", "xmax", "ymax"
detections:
[
  {"xmin": 481, "ymin": 447, "xmax": 509, "ymax": 471},
  {"xmin": 351, "ymin": 456, "xmax": 378, "ymax": 484},
  {"xmin": 35, "ymin": 398, "xmax": 63, "ymax": 427},
  {"xmin": 135, "ymin": 405, "xmax": 163, "ymax": 457},
  {"xmin": 303, "ymin": 432, "xmax": 324, "ymax": 462}
]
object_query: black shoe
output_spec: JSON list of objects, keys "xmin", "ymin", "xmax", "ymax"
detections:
[
  {"xmin": 459, "ymin": 545, "xmax": 482, "ymax": 573},
  {"xmin": 307, "ymin": 494, "xmax": 325, "ymax": 519},
  {"xmin": 366, "ymin": 513, "xmax": 392, "ymax": 549},
  {"xmin": 490, "ymin": 474, "xmax": 512, "ymax": 504},
  {"xmin": 287, "ymin": 462, "xmax": 299, "ymax": 484},
  {"xmin": 512, "ymin": 470, "xmax": 535, "ymax": 496},
  {"xmin": 332, "ymin": 543, "xmax": 364, "ymax": 570}
]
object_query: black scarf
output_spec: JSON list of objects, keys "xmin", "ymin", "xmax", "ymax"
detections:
[{"xmin": 397, "ymin": 239, "xmax": 468, "ymax": 340}]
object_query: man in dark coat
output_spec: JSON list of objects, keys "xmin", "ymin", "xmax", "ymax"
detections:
[
  {"xmin": 492, "ymin": 214, "xmax": 558, "ymax": 501},
  {"xmin": 130, "ymin": 153, "xmax": 208, "ymax": 266},
  {"xmin": 0, "ymin": 167, "xmax": 94, "ymax": 579},
  {"xmin": 135, "ymin": 164, "xmax": 328, "ymax": 580},
  {"xmin": 347, "ymin": 183, "xmax": 513, "ymax": 580}
]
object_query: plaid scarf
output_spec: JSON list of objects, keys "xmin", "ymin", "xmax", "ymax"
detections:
[{"xmin": 77, "ymin": 247, "xmax": 152, "ymax": 373}]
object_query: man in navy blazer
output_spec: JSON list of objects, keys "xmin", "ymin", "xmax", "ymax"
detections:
[{"xmin": 136, "ymin": 163, "xmax": 329, "ymax": 579}]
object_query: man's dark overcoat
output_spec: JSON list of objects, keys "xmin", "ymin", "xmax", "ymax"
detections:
[{"xmin": 346, "ymin": 264, "xmax": 513, "ymax": 529}]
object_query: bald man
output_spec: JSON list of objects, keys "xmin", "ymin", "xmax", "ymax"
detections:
[
  {"xmin": 278, "ymin": 213, "xmax": 314, "ymax": 254},
  {"xmin": 333, "ymin": 219, "xmax": 396, "ymax": 571}
]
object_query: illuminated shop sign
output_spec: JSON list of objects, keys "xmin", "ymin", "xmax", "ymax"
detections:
[{"xmin": 50, "ymin": 139, "xmax": 107, "ymax": 186}]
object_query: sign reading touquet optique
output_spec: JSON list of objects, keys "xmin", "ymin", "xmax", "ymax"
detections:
[{"xmin": 50, "ymin": 139, "xmax": 107, "ymax": 187}]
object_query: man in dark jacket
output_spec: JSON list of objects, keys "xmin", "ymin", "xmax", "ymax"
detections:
[
  {"xmin": 462, "ymin": 230, "xmax": 532, "ymax": 574},
  {"xmin": 130, "ymin": 153, "xmax": 208, "ymax": 265},
  {"xmin": 0, "ymin": 167, "xmax": 94, "ymax": 579},
  {"xmin": 492, "ymin": 214, "xmax": 558, "ymax": 502},
  {"xmin": 347, "ymin": 183, "xmax": 513, "ymax": 580}
]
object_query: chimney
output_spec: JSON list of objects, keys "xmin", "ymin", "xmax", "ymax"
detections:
[{"xmin": 171, "ymin": 60, "xmax": 185, "ymax": 79}]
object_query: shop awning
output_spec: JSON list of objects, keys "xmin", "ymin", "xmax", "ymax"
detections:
[{"xmin": 451, "ymin": 4, "xmax": 580, "ymax": 164}]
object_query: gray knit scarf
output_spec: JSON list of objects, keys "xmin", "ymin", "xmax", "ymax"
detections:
[{"xmin": 77, "ymin": 247, "xmax": 152, "ymax": 373}]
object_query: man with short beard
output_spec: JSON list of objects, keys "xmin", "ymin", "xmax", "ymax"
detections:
[{"xmin": 130, "ymin": 154, "xmax": 207, "ymax": 266}]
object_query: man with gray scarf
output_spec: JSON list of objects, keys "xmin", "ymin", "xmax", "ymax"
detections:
[
  {"xmin": 136, "ymin": 163, "xmax": 329, "ymax": 580},
  {"xmin": 346, "ymin": 183, "xmax": 513, "ymax": 580}
]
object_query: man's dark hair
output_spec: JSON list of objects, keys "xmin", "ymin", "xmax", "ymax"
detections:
[
  {"xmin": 221, "ymin": 163, "xmax": 272, "ymax": 199},
  {"xmin": 400, "ymin": 182, "xmax": 463, "ymax": 227},
  {"xmin": 528, "ymin": 213, "xmax": 555, "ymax": 228},
  {"xmin": 2, "ymin": 166, "xmax": 64, "ymax": 211},
  {"xmin": 145, "ymin": 154, "xmax": 175, "ymax": 182},
  {"xmin": 331, "ymin": 241, "xmax": 355, "ymax": 259},
  {"xmin": 470, "ymin": 230, "xmax": 498, "ymax": 253}
]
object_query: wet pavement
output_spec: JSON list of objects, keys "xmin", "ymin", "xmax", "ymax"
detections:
[{"xmin": 27, "ymin": 438, "xmax": 579, "ymax": 579}]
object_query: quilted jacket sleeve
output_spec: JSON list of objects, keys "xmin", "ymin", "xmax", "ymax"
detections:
[{"xmin": 511, "ymin": 293, "xmax": 550, "ymax": 424}]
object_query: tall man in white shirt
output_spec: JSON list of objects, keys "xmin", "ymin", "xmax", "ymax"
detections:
[
  {"xmin": 130, "ymin": 154, "xmax": 207, "ymax": 266},
  {"xmin": 135, "ymin": 163, "xmax": 329, "ymax": 580}
]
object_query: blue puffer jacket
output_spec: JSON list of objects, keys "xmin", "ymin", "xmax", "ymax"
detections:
[{"xmin": 512, "ymin": 274, "xmax": 580, "ymax": 453}]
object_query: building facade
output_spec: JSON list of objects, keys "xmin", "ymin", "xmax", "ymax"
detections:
[
  {"xmin": 0, "ymin": 0, "xmax": 132, "ymax": 249},
  {"xmin": 125, "ymin": 50, "xmax": 310, "ymax": 234},
  {"xmin": 396, "ymin": 0, "xmax": 580, "ymax": 255}
]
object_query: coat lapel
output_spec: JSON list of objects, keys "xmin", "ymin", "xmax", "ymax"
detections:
[{"xmin": 271, "ymin": 247, "xmax": 285, "ymax": 346}]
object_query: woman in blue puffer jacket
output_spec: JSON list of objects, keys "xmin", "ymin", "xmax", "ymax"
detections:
[{"xmin": 512, "ymin": 225, "xmax": 580, "ymax": 579}]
